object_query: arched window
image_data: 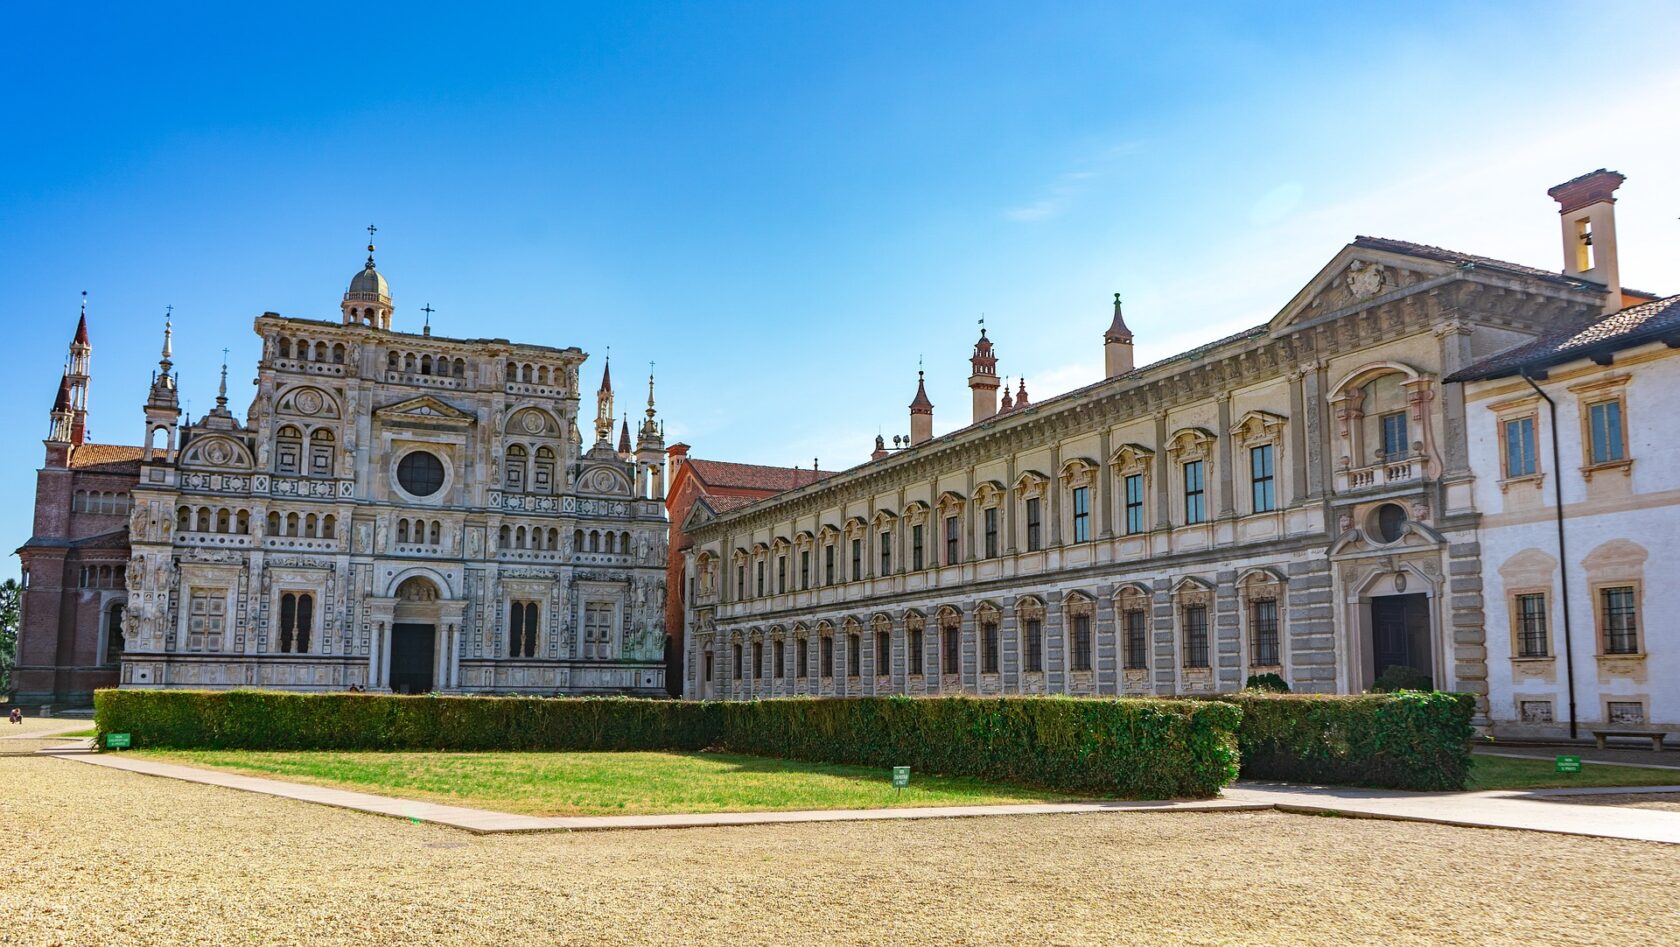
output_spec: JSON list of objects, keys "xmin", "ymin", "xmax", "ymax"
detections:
[
  {"xmin": 178, "ymin": 506, "xmax": 193, "ymax": 532},
  {"xmin": 420, "ymin": 354, "xmax": 433, "ymax": 376},
  {"xmin": 275, "ymin": 425, "xmax": 303, "ymax": 475},
  {"xmin": 308, "ymin": 429, "xmax": 335, "ymax": 477},
  {"xmin": 428, "ymin": 520, "xmax": 440, "ymax": 545},
  {"xmin": 505, "ymin": 444, "xmax": 528, "ymax": 492},
  {"xmin": 509, "ymin": 600, "xmax": 540, "ymax": 658},
  {"xmin": 286, "ymin": 512, "xmax": 299, "ymax": 537},
  {"xmin": 266, "ymin": 511, "xmax": 280, "ymax": 536},
  {"xmin": 215, "ymin": 508, "xmax": 231, "ymax": 533},
  {"xmin": 452, "ymin": 358, "xmax": 465, "ymax": 378},
  {"xmin": 195, "ymin": 508, "xmax": 211, "ymax": 532},
  {"xmin": 397, "ymin": 518, "xmax": 410, "ymax": 544},
  {"xmin": 499, "ymin": 525, "xmax": 511, "ymax": 549},
  {"xmin": 280, "ymin": 338, "xmax": 293, "ymax": 359},
  {"xmin": 534, "ymin": 446, "xmax": 556, "ymax": 494},
  {"xmin": 589, "ymin": 530, "xmax": 600, "ymax": 553},
  {"xmin": 304, "ymin": 513, "xmax": 318, "ymax": 537},
  {"xmin": 332, "ymin": 343, "xmax": 345, "ymax": 364},
  {"xmin": 404, "ymin": 353, "xmax": 417, "ymax": 372},
  {"xmin": 573, "ymin": 529, "xmax": 584, "ymax": 553},
  {"xmin": 313, "ymin": 341, "xmax": 328, "ymax": 362},
  {"xmin": 387, "ymin": 351, "xmax": 399, "ymax": 371},
  {"xmin": 321, "ymin": 514, "xmax": 335, "ymax": 539}
]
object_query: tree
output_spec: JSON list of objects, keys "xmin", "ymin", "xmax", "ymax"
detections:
[{"xmin": 0, "ymin": 578, "xmax": 18, "ymax": 694}]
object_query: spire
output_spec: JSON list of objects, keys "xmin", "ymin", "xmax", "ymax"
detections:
[
  {"xmin": 599, "ymin": 353, "xmax": 613, "ymax": 394},
  {"xmin": 53, "ymin": 371, "xmax": 72, "ymax": 413},
  {"xmin": 1016, "ymin": 377, "xmax": 1030, "ymax": 407},
  {"xmin": 215, "ymin": 349, "xmax": 229, "ymax": 410},
  {"xmin": 160, "ymin": 307, "xmax": 174, "ymax": 373},
  {"xmin": 1104, "ymin": 292, "xmax": 1132, "ymax": 342},
  {"xmin": 1000, "ymin": 376, "xmax": 1014, "ymax": 412},
  {"xmin": 593, "ymin": 349, "xmax": 616, "ymax": 447},
  {"xmin": 909, "ymin": 370, "xmax": 934, "ymax": 413},
  {"xmin": 74, "ymin": 291, "xmax": 90, "ymax": 346},
  {"xmin": 47, "ymin": 370, "xmax": 73, "ymax": 443},
  {"xmin": 617, "ymin": 418, "xmax": 632, "ymax": 455}
]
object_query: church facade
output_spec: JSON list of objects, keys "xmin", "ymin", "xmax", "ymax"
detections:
[
  {"xmin": 88, "ymin": 240, "xmax": 670, "ymax": 696},
  {"xmin": 678, "ymin": 172, "xmax": 1660, "ymax": 727}
]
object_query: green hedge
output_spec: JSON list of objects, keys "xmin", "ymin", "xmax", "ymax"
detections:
[
  {"xmin": 1220, "ymin": 691, "xmax": 1475, "ymax": 791},
  {"xmin": 94, "ymin": 689, "xmax": 1240, "ymax": 799}
]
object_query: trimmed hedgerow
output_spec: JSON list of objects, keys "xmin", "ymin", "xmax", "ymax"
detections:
[
  {"xmin": 718, "ymin": 696, "xmax": 1241, "ymax": 799},
  {"xmin": 94, "ymin": 690, "xmax": 1240, "ymax": 799},
  {"xmin": 1220, "ymin": 691, "xmax": 1475, "ymax": 791}
]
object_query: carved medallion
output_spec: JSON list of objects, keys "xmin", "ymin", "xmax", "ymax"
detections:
[
  {"xmin": 295, "ymin": 389, "xmax": 324, "ymax": 415},
  {"xmin": 1346, "ymin": 260, "xmax": 1387, "ymax": 299}
]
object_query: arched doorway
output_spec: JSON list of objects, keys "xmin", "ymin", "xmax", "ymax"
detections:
[{"xmin": 390, "ymin": 576, "xmax": 440, "ymax": 694}]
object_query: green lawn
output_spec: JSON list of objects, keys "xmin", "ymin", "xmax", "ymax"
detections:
[
  {"xmin": 1469, "ymin": 754, "xmax": 1680, "ymax": 790},
  {"xmin": 136, "ymin": 749, "xmax": 1088, "ymax": 816}
]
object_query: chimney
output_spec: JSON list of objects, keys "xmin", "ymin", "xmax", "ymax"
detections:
[
  {"xmin": 968, "ymin": 326, "xmax": 999, "ymax": 423},
  {"xmin": 1548, "ymin": 169, "xmax": 1625, "ymax": 314},
  {"xmin": 909, "ymin": 371, "xmax": 934, "ymax": 446},
  {"xmin": 1104, "ymin": 292, "xmax": 1134, "ymax": 377},
  {"xmin": 871, "ymin": 434, "xmax": 889, "ymax": 461}
]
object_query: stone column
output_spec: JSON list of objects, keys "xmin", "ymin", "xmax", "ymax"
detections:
[
  {"xmin": 1153, "ymin": 412, "xmax": 1172, "ymax": 528},
  {"xmin": 1216, "ymin": 394, "xmax": 1236, "ymax": 518},
  {"xmin": 1289, "ymin": 370, "xmax": 1309, "ymax": 501},
  {"xmin": 1098, "ymin": 429, "xmax": 1114, "ymax": 539}
]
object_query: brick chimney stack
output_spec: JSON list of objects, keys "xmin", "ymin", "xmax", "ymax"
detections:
[{"xmin": 1548, "ymin": 169, "xmax": 1625, "ymax": 314}]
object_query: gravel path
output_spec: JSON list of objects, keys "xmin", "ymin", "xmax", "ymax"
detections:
[{"xmin": 5, "ymin": 755, "xmax": 1679, "ymax": 946}]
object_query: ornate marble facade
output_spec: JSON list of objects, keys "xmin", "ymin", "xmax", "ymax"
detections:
[{"xmin": 118, "ymin": 243, "xmax": 669, "ymax": 694}]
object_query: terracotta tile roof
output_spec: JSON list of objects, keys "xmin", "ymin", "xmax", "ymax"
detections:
[
  {"xmin": 704, "ymin": 494, "xmax": 762, "ymax": 514},
  {"xmin": 1448, "ymin": 295, "xmax": 1680, "ymax": 382},
  {"xmin": 1352, "ymin": 236, "xmax": 1588, "ymax": 287},
  {"xmin": 69, "ymin": 443, "xmax": 144, "ymax": 473},
  {"xmin": 685, "ymin": 458, "xmax": 838, "ymax": 493}
]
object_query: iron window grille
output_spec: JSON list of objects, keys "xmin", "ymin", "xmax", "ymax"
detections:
[
  {"xmin": 1602, "ymin": 586, "xmax": 1638, "ymax": 654},
  {"xmin": 1249, "ymin": 599, "xmax": 1279, "ymax": 666},
  {"xmin": 1182, "ymin": 605, "xmax": 1210, "ymax": 668},
  {"xmin": 1516, "ymin": 593, "xmax": 1549, "ymax": 658}
]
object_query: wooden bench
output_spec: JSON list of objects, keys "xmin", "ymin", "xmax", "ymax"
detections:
[{"xmin": 1591, "ymin": 729, "xmax": 1668, "ymax": 751}]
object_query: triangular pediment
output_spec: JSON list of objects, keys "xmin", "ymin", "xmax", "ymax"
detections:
[
  {"xmin": 374, "ymin": 395, "xmax": 475, "ymax": 424},
  {"xmin": 1268, "ymin": 243, "xmax": 1455, "ymax": 333},
  {"xmin": 682, "ymin": 501, "xmax": 717, "ymax": 532}
]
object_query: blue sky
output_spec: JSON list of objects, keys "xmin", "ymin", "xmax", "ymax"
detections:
[{"xmin": 4, "ymin": 2, "xmax": 1678, "ymax": 577}]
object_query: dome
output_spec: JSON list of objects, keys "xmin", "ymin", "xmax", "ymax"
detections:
[{"xmin": 348, "ymin": 261, "xmax": 389, "ymax": 299}]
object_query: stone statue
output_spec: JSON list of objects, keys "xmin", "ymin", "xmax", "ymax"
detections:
[
  {"xmin": 375, "ymin": 519, "xmax": 388, "ymax": 554},
  {"xmin": 356, "ymin": 522, "xmax": 373, "ymax": 554},
  {"xmin": 129, "ymin": 504, "xmax": 150, "ymax": 541},
  {"xmin": 466, "ymin": 528, "xmax": 483, "ymax": 559}
]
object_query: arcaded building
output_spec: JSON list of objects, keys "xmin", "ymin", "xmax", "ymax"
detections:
[
  {"xmin": 66, "ymin": 239, "xmax": 669, "ymax": 696},
  {"xmin": 679, "ymin": 172, "xmax": 1661, "ymax": 726}
]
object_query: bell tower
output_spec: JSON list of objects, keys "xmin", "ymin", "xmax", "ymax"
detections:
[
  {"xmin": 342, "ymin": 225, "xmax": 393, "ymax": 328},
  {"xmin": 66, "ymin": 292, "xmax": 91, "ymax": 445},
  {"xmin": 1548, "ymin": 170, "xmax": 1625, "ymax": 314},
  {"xmin": 968, "ymin": 323, "xmax": 999, "ymax": 424},
  {"xmin": 143, "ymin": 309, "xmax": 181, "ymax": 461}
]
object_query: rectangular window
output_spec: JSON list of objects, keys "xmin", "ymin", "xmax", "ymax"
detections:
[
  {"xmin": 851, "ymin": 538, "xmax": 862, "ymax": 580},
  {"xmin": 1602, "ymin": 586, "xmax": 1638, "ymax": 654},
  {"xmin": 1124, "ymin": 474, "xmax": 1145, "ymax": 534},
  {"xmin": 732, "ymin": 644, "xmax": 743, "ymax": 679},
  {"xmin": 824, "ymin": 545, "xmax": 835, "ymax": 585},
  {"xmin": 1381, "ymin": 411, "xmax": 1409, "ymax": 457},
  {"xmin": 1182, "ymin": 605, "xmax": 1209, "ymax": 668},
  {"xmin": 911, "ymin": 524, "xmax": 924, "ymax": 571},
  {"xmin": 1250, "ymin": 445, "xmax": 1275, "ymax": 513},
  {"xmin": 821, "ymin": 637, "xmax": 834, "ymax": 679},
  {"xmin": 1503, "ymin": 417, "xmax": 1537, "ymax": 478},
  {"xmin": 909, "ymin": 628, "xmax": 924, "ymax": 675},
  {"xmin": 1608, "ymin": 701, "xmax": 1646, "ymax": 725},
  {"xmin": 944, "ymin": 515, "xmax": 959, "ymax": 565},
  {"xmin": 1250, "ymin": 599, "xmax": 1279, "ymax": 667},
  {"xmin": 1070, "ymin": 613, "xmax": 1092, "ymax": 672},
  {"xmin": 1588, "ymin": 400, "xmax": 1625, "ymax": 464},
  {"xmin": 1025, "ymin": 497, "xmax": 1042, "ymax": 551},
  {"xmin": 507, "ymin": 600, "xmax": 537, "ymax": 659},
  {"xmin": 1123, "ymin": 610, "xmax": 1148, "ymax": 669},
  {"xmin": 848, "ymin": 633, "xmax": 861, "ymax": 676},
  {"xmin": 1024, "ymin": 618, "xmax": 1043, "ymax": 673},
  {"xmin": 876, "ymin": 632, "xmax": 891, "ymax": 676},
  {"xmin": 736, "ymin": 565, "xmax": 745, "ymax": 599},
  {"xmin": 796, "ymin": 638, "xmax": 808, "ymax": 679},
  {"xmin": 1071, "ymin": 487, "xmax": 1090, "ymax": 543},
  {"xmin": 777, "ymin": 556, "xmax": 786, "ymax": 594},
  {"xmin": 880, "ymin": 531, "xmax": 892, "ymax": 575},
  {"xmin": 1183, "ymin": 461, "xmax": 1206, "ymax": 525},
  {"xmin": 982, "ymin": 620, "xmax": 999, "ymax": 674},
  {"xmin": 755, "ymin": 561, "xmax": 764, "ymax": 597},
  {"xmin": 582, "ymin": 603, "xmax": 614, "ymax": 659},
  {"xmin": 983, "ymin": 507, "xmax": 998, "ymax": 558},
  {"xmin": 753, "ymin": 641, "xmax": 764, "ymax": 679},
  {"xmin": 943, "ymin": 627, "xmax": 960, "ymax": 675},
  {"xmin": 1516, "ymin": 593, "xmax": 1548, "ymax": 658},
  {"xmin": 800, "ymin": 550, "xmax": 810, "ymax": 590},
  {"xmin": 280, "ymin": 591, "xmax": 315, "ymax": 655},
  {"xmin": 773, "ymin": 639, "xmax": 785, "ymax": 678},
  {"xmin": 187, "ymin": 588, "xmax": 227, "ymax": 652}
]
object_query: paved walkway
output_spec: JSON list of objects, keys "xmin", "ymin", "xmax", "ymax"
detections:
[
  {"xmin": 50, "ymin": 748, "xmax": 1680, "ymax": 843},
  {"xmin": 1475, "ymin": 746, "xmax": 1680, "ymax": 770}
]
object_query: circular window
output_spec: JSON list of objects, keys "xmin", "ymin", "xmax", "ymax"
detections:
[
  {"xmin": 1372, "ymin": 503, "xmax": 1408, "ymax": 544},
  {"xmin": 396, "ymin": 451, "xmax": 446, "ymax": 497}
]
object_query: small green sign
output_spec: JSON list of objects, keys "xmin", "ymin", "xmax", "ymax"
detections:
[
  {"xmin": 891, "ymin": 766, "xmax": 910, "ymax": 789},
  {"xmin": 1556, "ymin": 755, "xmax": 1581, "ymax": 774},
  {"xmin": 105, "ymin": 732, "xmax": 132, "ymax": 750}
]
